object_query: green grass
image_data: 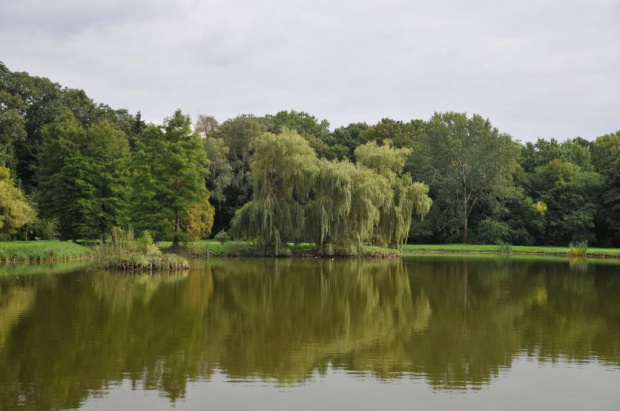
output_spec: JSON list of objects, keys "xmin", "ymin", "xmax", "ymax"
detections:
[
  {"xmin": 159, "ymin": 240, "xmax": 401, "ymax": 258},
  {"xmin": 401, "ymin": 244, "xmax": 620, "ymax": 258},
  {"xmin": 0, "ymin": 240, "xmax": 94, "ymax": 262},
  {"xmin": 158, "ymin": 240, "xmax": 256, "ymax": 257},
  {"xmin": 155, "ymin": 240, "xmax": 620, "ymax": 259}
]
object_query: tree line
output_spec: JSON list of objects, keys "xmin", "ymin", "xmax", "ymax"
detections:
[{"xmin": 1, "ymin": 62, "xmax": 619, "ymax": 247}]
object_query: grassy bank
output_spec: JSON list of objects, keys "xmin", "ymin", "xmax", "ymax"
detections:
[
  {"xmin": 0, "ymin": 241, "xmax": 93, "ymax": 263},
  {"xmin": 401, "ymin": 244, "xmax": 620, "ymax": 258},
  {"xmin": 159, "ymin": 240, "xmax": 401, "ymax": 258},
  {"xmin": 161, "ymin": 240, "xmax": 620, "ymax": 259}
]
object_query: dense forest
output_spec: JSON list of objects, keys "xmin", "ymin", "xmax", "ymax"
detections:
[{"xmin": 1, "ymin": 62, "xmax": 619, "ymax": 248}]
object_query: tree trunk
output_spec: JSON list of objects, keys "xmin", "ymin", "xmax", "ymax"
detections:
[
  {"xmin": 462, "ymin": 174, "xmax": 469, "ymax": 244},
  {"xmin": 173, "ymin": 213, "xmax": 180, "ymax": 252},
  {"xmin": 462, "ymin": 190, "xmax": 469, "ymax": 243},
  {"xmin": 463, "ymin": 215, "xmax": 468, "ymax": 243}
]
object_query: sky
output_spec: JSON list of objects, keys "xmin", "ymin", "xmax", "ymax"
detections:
[{"xmin": 1, "ymin": 0, "xmax": 619, "ymax": 142}]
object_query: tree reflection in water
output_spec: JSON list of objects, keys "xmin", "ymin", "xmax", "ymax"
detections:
[{"xmin": 0, "ymin": 257, "xmax": 618, "ymax": 409}]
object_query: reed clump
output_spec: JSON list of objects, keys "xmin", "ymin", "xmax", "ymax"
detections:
[
  {"xmin": 567, "ymin": 241, "xmax": 588, "ymax": 257},
  {"xmin": 95, "ymin": 227, "xmax": 189, "ymax": 271}
]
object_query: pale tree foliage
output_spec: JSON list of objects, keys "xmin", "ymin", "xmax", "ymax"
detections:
[
  {"xmin": 231, "ymin": 130, "xmax": 318, "ymax": 254},
  {"xmin": 355, "ymin": 141, "xmax": 432, "ymax": 248},
  {"xmin": 203, "ymin": 137, "xmax": 233, "ymax": 204},
  {"xmin": 194, "ymin": 114, "xmax": 218, "ymax": 138},
  {"xmin": 0, "ymin": 167, "xmax": 36, "ymax": 238},
  {"xmin": 232, "ymin": 129, "xmax": 432, "ymax": 255}
]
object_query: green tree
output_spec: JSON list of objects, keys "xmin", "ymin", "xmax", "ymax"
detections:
[
  {"xmin": 210, "ymin": 115, "xmax": 263, "ymax": 231},
  {"xmin": 530, "ymin": 159, "xmax": 604, "ymax": 244},
  {"xmin": 521, "ymin": 138, "xmax": 593, "ymax": 173},
  {"xmin": 0, "ymin": 98, "xmax": 27, "ymax": 174},
  {"xmin": 358, "ymin": 118, "xmax": 424, "ymax": 149},
  {"xmin": 424, "ymin": 112, "xmax": 519, "ymax": 243},
  {"xmin": 598, "ymin": 159, "xmax": 620, "ymax": 245},
  {"xmin": 329, "ymin": 122, "xmax": 369, "ymax": 160},
  {"xmin": 590, "ymin": 131, "xmax": 620, "ymax": 172},
  {"xmin": 37, "ymin": 112, "xmax": 130, "ymax": 239},
  {"xmin": 260, "ymin": 110, "xmax": 330, "ymax": 139},
  {"xmin": 130, "ymin": 110, "xmax": 210, "ymax": 250},
  {"xmin": 1, "ymin": 62, "xmax": 143, "ymax": 191},
  {"xmin": 203, "ymin": 136, "xmax": 233, "ymax": 233}
]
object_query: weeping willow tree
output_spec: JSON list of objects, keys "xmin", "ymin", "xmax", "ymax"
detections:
[
  {"xmin": 232, "ymin": 131, "xmax": 432, "ymax": 255},
  {"xmin": 304, "ymin": 159, "xmax": 353, "ymax": 252},
  {"xmin": 231, "ymin": 129, "xmax": 318, "ymax": 255},
  {"xmin": 355, "ymin": 141, "xmax": 433, "ymax": 249}
]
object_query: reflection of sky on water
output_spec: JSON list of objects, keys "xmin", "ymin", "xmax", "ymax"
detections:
[{"xmin": 79, "ymin": 360, "xmax": 620, "ymax": 411}]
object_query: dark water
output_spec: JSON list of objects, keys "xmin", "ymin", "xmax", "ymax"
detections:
[{"xmin": 0, "ymin": 257, "xmax": 619, "ymax": 410}]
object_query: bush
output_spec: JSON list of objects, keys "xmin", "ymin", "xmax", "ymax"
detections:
[
  {"xmin": 475, "ymin": 218, "xmax": 511, "ymax": 245},
  {"xmin": 215, "ymin": 230, "xmax": 230, "ymax": 243},
  {"xmin": 136, "ymin": 231, "xmax": 159, "ymax": 255},
  {"xmin": 496, "ymin": 242, "xmax": 512, "ymax": 254}
]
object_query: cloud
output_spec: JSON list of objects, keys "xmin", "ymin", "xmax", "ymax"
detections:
[{"xmin": 1, "ymin": 0, "xmax": 619, "ymax": 140}]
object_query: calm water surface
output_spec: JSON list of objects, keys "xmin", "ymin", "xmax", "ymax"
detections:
[{"xmin": 0, "ymin": 257, "xmax": 619, "ymax": 410}]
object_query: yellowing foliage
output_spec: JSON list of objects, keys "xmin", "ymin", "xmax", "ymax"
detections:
[
  {"xmin": 185, "ymin": 191, "xmax": 215, "ymax": 241},
  {"xmin": 0, "ymin": 167, "xmax": 36, "ymax": 238}
]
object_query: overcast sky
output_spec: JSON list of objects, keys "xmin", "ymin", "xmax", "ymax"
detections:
[{"xmin": 1, "ymin": 0, "xmax": 619, "ymax": 141}]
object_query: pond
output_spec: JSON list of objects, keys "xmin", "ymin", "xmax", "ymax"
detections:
[{"xmin": 0, "ymin": 257, "xmax": 619, "ymax": 410}]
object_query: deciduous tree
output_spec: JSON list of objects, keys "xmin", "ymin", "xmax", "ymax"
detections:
[
  {"xmin": 424, "ymin": 112, "xmax": 519, "ymax": 243},
  {"xmin": 0, "ymin": 166, "xmax": 36, "ymax": 238}
]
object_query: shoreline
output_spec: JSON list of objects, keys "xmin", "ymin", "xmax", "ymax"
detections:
[
  {"xmin": 3, "ymin": 240, "xmax": 619, "ymax": 264},
  {"xmin": 401, "ymin": 244, "xmax": 620, "ymax": 259}
]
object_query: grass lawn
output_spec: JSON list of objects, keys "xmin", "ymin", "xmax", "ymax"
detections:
[
  {"xmin": 159, "ymin": 240, "xmax": 400, "ymax": 258},
  {"xmin": 401, "ymin": 244, "xmax": 620, "ymax": 258},
  {"xmin": 0, "ymin": 240, "xmax": 94, "ymax": 262},
  {"xmin": 158, "ymin": 240, "xmax": 620, "ymax": 259},
  {"xmin": 158, "ymin": 240, "xmax": 256, "ymax": 257}
]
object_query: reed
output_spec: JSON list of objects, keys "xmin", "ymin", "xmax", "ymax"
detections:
[{"xmin": 567, "ymin": 241, "xmax": 588, "ymax": 257}]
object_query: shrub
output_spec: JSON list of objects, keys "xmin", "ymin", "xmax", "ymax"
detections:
[
  {"xmin": 496, "ymin": 242, "xmax": 512, "ymax": 255},
  {"xmin": 215, "ymin": 230, "xmax": 230, "ymax": 243}
]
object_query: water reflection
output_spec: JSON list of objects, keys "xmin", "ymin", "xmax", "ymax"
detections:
[{"xmin": 0, "ymin": 257, "xmax": 618, "ymax": 409}]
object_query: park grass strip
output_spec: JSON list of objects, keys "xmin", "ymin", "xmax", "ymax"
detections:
[
  {"xmin": 401, "ymin": 244, "xmax": 620, "ymax": 258},
  {"xmin": 0, "ymin": 241, "xmax": 94, "ymax": 263}
]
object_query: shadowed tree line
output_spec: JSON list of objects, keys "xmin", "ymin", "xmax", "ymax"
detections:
[
  {"xmin": 2, "ymin": 62, "xmax": 620, "ymax": 246},
  {"xmin": 0, "ymin": 259, "xmax": 619, "ymax": 408}
]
